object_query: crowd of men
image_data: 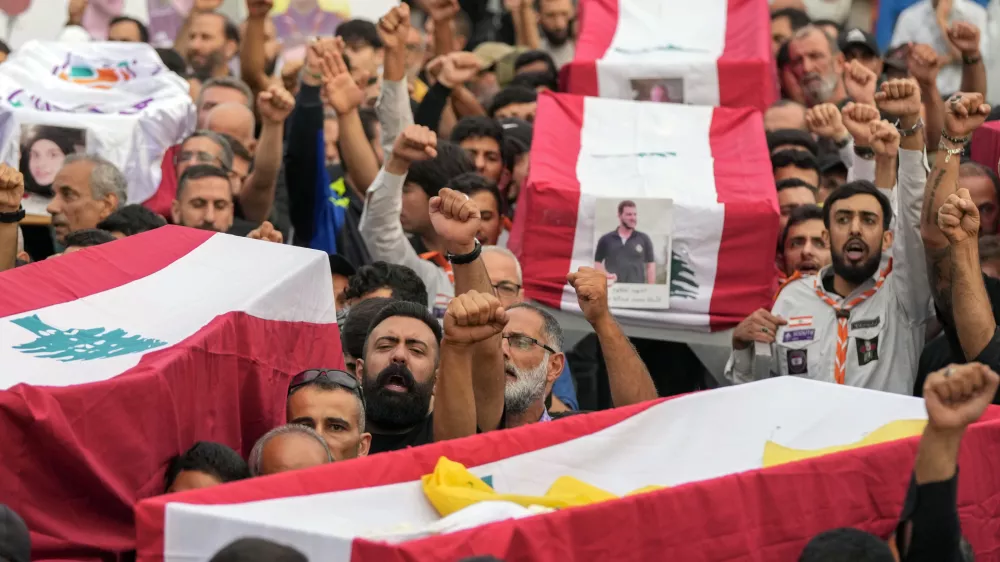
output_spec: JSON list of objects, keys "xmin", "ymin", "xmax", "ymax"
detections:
[{"xmin": 1, "ymin": 0, "xmax": 1000, "ymax": 559}]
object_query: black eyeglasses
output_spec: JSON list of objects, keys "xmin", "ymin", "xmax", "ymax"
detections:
[
  {"xmin": 288, "ymin": 369, "xmax": 365, "ymax": 408},
  {"xmin": 502, "ymin": 334, "xmax": 556, "ymax": 354},
  {"xmin": 493, "ymin": 281, "xmax": 522, "ymax": 298}
]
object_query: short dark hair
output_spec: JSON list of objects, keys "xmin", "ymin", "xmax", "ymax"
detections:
[
  {"xmin": 342, "ymin": 297, "xmax": 395, "ymax": 359},
  {"xmin": 336, "ymin": 19, "xmax": 384, "ymax": 50},
  {"xmin": 64, "ymin": 228, "xmax": 116, "ymax": 249},
  {"xmin": 155, "ymin": 48, "xmax": 187, "ymax": 75},
  {"xmin": 776, "ymin": 177, "xmax": 819, "ymax": 195},
  {"xmin": 97, "ymin": 204, "xmax": 167, "ymax": 236},
  {"xmin": 798, "ymin": 528, "xmax": 895, "ymax": 562},
  {"xmin": 110, "ymin": 15, "xmax": 150, "ymax": 42},
  {"xmin": 209, "ymin": 538, "xmax": 307, "ymax": 562},
  {"xmin": 822, "ymin": 180, "xmax": 893, "ymax": 230},
  {"xmin": 344, "ymin": 262, "xmax": 429, "ymax": 307},
  {"xmin": 176, "ymin": 164, "xmax": 233, "ymax": 200},
  {"xmin": 772, "ymin": 7, "xmax": 811, "ymax": 30},
  {"xmin": 772, "ymin": 149, "xmax": 821, "ymax": 176},
  {"xmin": 217, "ymin": 132, "xmax": 252, "ymax": 164},
  {"xmin": 780, "ymin": 204, "xmax": 824, "ymax": 249},
  {"xmin": 514, "ymin": 50, "xmax": 558, "ymax": 77},
  {"xmin": 164, "ymin": 441, "xmax": 250, "ymax": 493},
  {"xmin": 510, "ymin": 70, "xmax": 559, "ymax": 92},
  {"xmin": 776, "ymin": 40, "xmax": 792, "ymax": 70},
  {"xmin": 767, "ymin": 129, "xmax": 818, "ymax": 156},
  {"xmin": 451, "ymin": 116, "xmax": 506, "ymax": 166},
  {"xmin": 959, "ymin": 161, "xmax": 1000, "ymax": 202},
  {"xmin": 618, "ymin": 200, "xmax": 636, "ymax": 214},
  {"xmin": 450, "ymin": 172, "xmax": 504, "ymax": 215},
  {"xmin": 488, "ymin": 86, "xmax": 538, "ymax": 118},
  {"xmin": 223, "ymin": 16, "xmax": 240, "ymax": 46},
  {"xmin": 406, "ymin": 141, "xmax": 475, "ymax": 199},
  {"xmin": 364, "ymin": 300, "xmax": 443, "ymax": 357}
]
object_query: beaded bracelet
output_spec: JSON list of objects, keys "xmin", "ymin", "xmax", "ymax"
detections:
[{"xmin": 940, "ymin": 131, "xmax": 971, "ymax": 145}]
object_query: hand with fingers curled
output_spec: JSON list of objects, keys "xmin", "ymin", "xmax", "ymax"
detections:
[
  {"xmin": 841, "ymin": 102, "xmax": 881, "ymax": 147},
  {"xmin": 843, "ymin": 60, "xmax": 878, "ymax": 105},
  {"xmin": 869, "ymin": 119, "xmax": 901, "ymax": 158},
  {"xmin": 430, "ymin": 187, "xmax": 481, "ymax": 255},
  {"xmin": 873, "ymin": 78, "xmax": 922, "ymax": 118},
  {"xmin": 567, "ymin": 267, "xmax": 612, "ymax": 325},
  {"xmin": 0, "ymin": 164, "xmax": 24, "ymax": 214},
  {"xmin": 257, "ymin": 86, "xmax": 296, "ymax": 125},
  {"xmin": 937, "ymin": 187, "xmax": 980, "ymax": 245},
  {"xmin": 733, "ymin": 308, "xmax": 788, "ymax": 350},
  {"xmin": 924, "ymin": 362, "xmax": 999, "ymax": 432},
  {"xmin": 247, "ymin": 220, "xmax": 283, "ymax": 244},
  {"xmin": 444, "ymin": 290, "xmax": 508, "ymax": 345},
  {"xmin": 943, "ymin": 92, "xmax": 992, "ymax": 140},
  {"xmin": 805, "ymin": 103, "xmax": 848, "ymax": 142},
  {"xmin": 377, "ymin": 3, "xmax": 411, "ymax": 52}
]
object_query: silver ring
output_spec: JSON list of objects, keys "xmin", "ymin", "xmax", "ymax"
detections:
[{"xmin": 945, "ymin": 367, "xmax": 954, "ymax": 378}]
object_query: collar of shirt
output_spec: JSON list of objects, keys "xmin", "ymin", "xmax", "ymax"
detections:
[
  {"xmin": 818, "ymin": 264, "xmax": 879, "ymax": 299},
  {"xmin": 540, "ymin": 408, "xmax": 553, "ymax": 422}
]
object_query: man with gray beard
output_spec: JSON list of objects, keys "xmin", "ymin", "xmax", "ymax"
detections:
[{"xmin": 787, "ymin": 25, "xmax": 855, "ymax": 108}]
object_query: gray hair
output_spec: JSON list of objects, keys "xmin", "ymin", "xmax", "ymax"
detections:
[
  {"xmin": 197, "ymin": 76, "xmax": 253, "ymax": 111},
  {"xmin": 482, "ymin": 245, "xmax": 522, "ymax": 284},
  {"xmin": 792, "ymin": 25, "xmax": 840, "ymax": 55},
  {"xmin": 507, "ymin": 302, "xmax": 564, "ymax": 352},
  {"xmin": 247, "ymin": 424, "xmax": 334, "ymax": 477},
  {"xmin": 62, "ymin": 153, "xmax": 127, "ymax": 208},
  {"xmin": 182, "ymin": 129, "xmax": 235, "ymax": 171}
]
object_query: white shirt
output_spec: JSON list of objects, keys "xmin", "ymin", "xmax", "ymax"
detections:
[
  {"xmin": 890, "ymin": 0, "xmax": 990, "ymax": 94},
  {"xmin": 541, "ymin": 37, "xmax": 576, "ymax": 69}
]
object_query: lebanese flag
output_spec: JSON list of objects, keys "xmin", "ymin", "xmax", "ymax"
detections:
[
  {"xmin": 135, "ymin": 378, "xmax": 1000, "ymax": 561},
  {"xmin": 0, "ymin": 226, "xmax": 342, "ymax": 559},
  {"xmin": 561, "ymin": 0, "xmax": 778, "ymax": 110},
  {"xmin": 508, "ymin": 92, "xmax": 777, "ymax": 331}
]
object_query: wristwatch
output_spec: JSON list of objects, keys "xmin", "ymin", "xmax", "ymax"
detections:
[
  {"xmin": 446, "ymin": 239, "xmax": 482, "ymax": 265},
  {"xmin": 853, "ymin": 145, "xmax": 876, "ymax": 160},
  {"xmin": 833, "ymin": 135, "xmax": 852, "ymax": 149},
  {"xmin": 962, "ymin": 53, "xmax": 982, "ymax": 65},
  {"xmin": 0, "ymin": 206, "xmax": 25, "ymax": 224}
]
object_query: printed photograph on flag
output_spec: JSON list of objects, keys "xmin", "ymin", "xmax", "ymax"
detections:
[
  {"xmin": 592, "ymin": 197, "xmax": 672, "ymax": 309},
  {"xmin": 147, "ymin": 0, "xmax": 191, "ymax": 47},
  {"xmin": 271, "ymin": 0, "xmax": 349, "ymax": 62},
  {"xmin": 630, "ymin": 78, "xmax": 684, "ymax": 103},
  {"xmin": 18, "ymin": 124, "xmax": 86, "ymax": 197}
]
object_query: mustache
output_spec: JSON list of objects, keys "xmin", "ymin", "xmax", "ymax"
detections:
[{"xmin": 375, "ymin": 362, "xmax": 416, "ymax": 391}]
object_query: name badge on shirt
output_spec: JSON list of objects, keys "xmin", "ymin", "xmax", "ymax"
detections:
[
  {"xmin": 851, "ymin": 317, "xmax": 880, "ymax": 330},
  {"xmin": 783, "ymin": 329, "xmax": 815, "ymax": 343}
]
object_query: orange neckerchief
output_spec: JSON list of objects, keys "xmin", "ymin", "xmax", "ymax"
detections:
[{"xmin": 420, "ymin": 251, "xmax": 454, "ymax": 284}]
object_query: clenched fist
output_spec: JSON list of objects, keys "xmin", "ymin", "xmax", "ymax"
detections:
[
  {"xmin": 874, "ymin": 78, "xmax": 922, "ymax": 118},
  {"xmin": 907, "ymin": 43, "xmax": 941, "ymax": 88},
  {"xmin": 257, "ymin": 86, "xmax": 295, "ymax": 125},
  {"xmin": 843, "ymin": 60, "xmax": 877, "ymax": 106},
  {"xmin": 0, "ymin": 164, "xmax": 24, "ymax": 214},
  {"xmin": 937, "ymin": 187, "xmax": 980, "ymax": 245},
  {"xmin": 805, "ymin": 103, "xmax": 848, "ymax": 141},
  {"xmin": 947, "ymin": 21, "xmax": 981, "ymax": 57},
  {"xmin": 869, "ymin": 120, "xmax": 901, "ymax": 158},
  {"xmin": 427, "ymin": 52, "xmax": 482, "ymax": 88},
  {"xmin": 732, "ymin": 308, "xmax": 787, "ymax": 350},
  {"xmin": 924, "ymin": 363, "xmax": 999, "ymax": 432},
  {"xmin": 247, "ymin": 221, "xmax": 283, "ymax": 244},
  {"xmin": 841, "ymin": 102, "xmax": 881, "ymax": 147},
  {"xmin": 430, "ymin": 187, "xmax": 481, "ymax": 255},
  {"xmin": 567, "ymin": 267, "xmax": 612, "ymax": 325},
  {"xmin": 444, "ymin": 290, "xmax": 508, "ymax": 344},
  {"xmin": 944, "ymin": 92, "xmax": 991, "ymax": 139},
  {"xmin": 377, "ymin": 3, "xmax": 411, "ymax": 51},
  {"xmin": 245, "ymin": 0, "xmax": 273, "ymax": 19},
  {"xmin": 426, "ymin": 0, "xmax": 460, "ymax": 22},
  {"xmin": 390, "ymin": 125, "xmax": 438, "ymax": 166}
]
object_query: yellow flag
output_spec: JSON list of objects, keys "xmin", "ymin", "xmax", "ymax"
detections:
[{"xmin": 763, "ymin": 419, "xmax": 927, "ymax": 468}]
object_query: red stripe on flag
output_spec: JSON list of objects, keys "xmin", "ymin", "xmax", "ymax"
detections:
[
  {"xmin": 559, "ymin": 0, "xmax": 617, "ymax": 95},
  {"xmin": 1, "ymin": 312, "xmax": 342, "ymax": 560},
  {"xmin": 717, "ymin": 0, "xmax": 778, "ymax": 111},
  {"xmin": 0, "ymin": 226, "xmax": 212, "ymax": 318},
  {"xmin": 708, "ymin": 107, "xmax": 779, "ymax": 329},
  {"xmin": 509, "ymin": 91, "xmax": 584, "ymax": 309},
  {"xmin": 135, "ymin": 398, "xmax": 664, "ymax": 560}
]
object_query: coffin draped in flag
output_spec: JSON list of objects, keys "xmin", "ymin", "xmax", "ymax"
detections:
[
  {"xmin": 135, "ymin": 378, "xmax": 1000, "ymax": 561},
  {"xmin": 0, "ymin": 226, "xmax": 342, "ymax": 559},
  {"xmin": 508, "ymin": 91, "xmax": 777, "ymax": 331},
  {"xmin": 561, "ymin": 0, "xmax": 777, "ymax": 110},
  {"xmin": 0, "ymin": 41, "xmax": 194, "ymax": 205}
]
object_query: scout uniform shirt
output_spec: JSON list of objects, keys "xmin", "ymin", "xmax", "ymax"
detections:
[{"xmin": 724, "ymin": 148, "xmax": 932, "ymax": 395}]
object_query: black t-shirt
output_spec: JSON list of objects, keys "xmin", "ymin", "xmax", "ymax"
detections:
[
  {"xmin": 368, "ymin": 414, "xmax": 434, "ymax": 455},
  {"xmin": 594, "ymin": 230, "xmax": 655, "ymax": 284}
]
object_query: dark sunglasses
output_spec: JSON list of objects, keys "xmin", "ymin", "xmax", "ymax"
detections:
[{"xmin": 288, "ymin": 369, "xmax": 365, "ymax": 407}]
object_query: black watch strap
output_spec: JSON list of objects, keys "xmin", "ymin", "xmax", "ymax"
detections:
[
  {"xmin": 0, "ymin": 206, "xmax": 25, "ymax": 224},
  {"xmin": 446, "ymin": 239, "xmax": 482, "ymax": 265}
]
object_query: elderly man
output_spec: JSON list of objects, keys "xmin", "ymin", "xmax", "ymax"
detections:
[
  {"xmin": 247, "ymin": 424, "xmax": 333, "ymax": 477},
  {"xmin": 787, "ymin": 25, "xmax": 851, "ymax": 107},
  {"xmin": 46, "ymin": 155, "xmax": 127, "ymax": 247},
  {"xmin": 285, "ymin": 369, "xmax": 371, "ymax": 460}
]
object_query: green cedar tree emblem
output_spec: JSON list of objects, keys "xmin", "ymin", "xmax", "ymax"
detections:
[
  {"xmin": 10, "ymin": 314, "xmax": 167, "ymax": 362},
  {"xmin": 670, "ymin": 250, "xmax": 698, "ymax": 299}
]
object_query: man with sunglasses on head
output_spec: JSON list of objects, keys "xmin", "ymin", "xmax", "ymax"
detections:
[{"xmin": 285, "ymin": 369, "xmax": 371, "ymax": 460}]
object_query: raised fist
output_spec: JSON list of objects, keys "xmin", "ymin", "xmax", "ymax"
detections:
[
  {"xmin": 377, "ymin": 3, "xmax": 411, "ymax": 51},
  {"xmin": 843, "ymin": 60, "xmax": 877, "ymax": 106},
  {"xmin": 391, "ymin": 125, "xmax": 438, "ymax": 164},
  {"xmin": 444, "ymin": 290, "xmax": 508, "ymax": 344},
  {"xmin": 430, "ymin": 187, "xmax": 480, "ymax": 255},
  {"xmin": 907, "ymin": 43, "xmax": 941, "ymax": 87},
  {"xmin": 944, "ymin": 92, "xmax": 991, "ymax": 139},
  {"xmin": 320, "ymin": 49, "xmax": 365, "ymax": 114},
  {"xmin": 869, "ymin": 120, "xmax": 901, "ymax": 158},
  {"xmin": 874, "ymin": 78, "xmax": 922, "ymax": 118},
  {"xmin": 947, "ymin": 21, "xmax": 981, "ymax": 57},
  {"xmin": 732, "ymin": 308, "xmax": 787, "ymax": 350},
  {"xmin": 257, "ymin": 86, "xmax": 295, "ymax": 125},
  {"xmin": 924, "ymin": 363, "xmax": 999, "ymax": 432},
  {"xmin": 247, "ymin": 221, "xmax": 283, "ymax": 244},
  {"xmin": 246, "ymin": 0, "xmax": 273, "ymax": 19},
  {"xmin": 937, "ymin": 187, "xmax": 980, "ymax": 244},
  {"xmin": 426, "ymin": 0, "xmax": 460, "ymax": 22},
  {"xmin": 194, "ymin": 0, "xmax": 223, "ymax": 12},
  {"xmin": 841, "ymin": 102, "xmax": 881, "ymax": 147},
  {"xmin": 567, "ymin": 267, "xmax": 612, "ymax": 325},
  {"xmin": 805, "ymin": 103, "xmax": 848, "ymax": 141},
  {"xmin": 427, "ymin": 52, "xmax": 482, "ymax": 88},
  {"xmin": 0, "ymin": 164, "xmax": 24, "ymax": 213}
]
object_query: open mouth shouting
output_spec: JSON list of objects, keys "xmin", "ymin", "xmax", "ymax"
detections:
[
  {"xmin": 844, "ymin": 238, "xmax": 868, "ymax": 262},
  {"xmin": 797, "ymin": 260, "xmax": 820, "ymax": 275}
]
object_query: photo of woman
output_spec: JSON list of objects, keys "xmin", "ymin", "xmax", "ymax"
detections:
[{"xmin": 19, "ymin": 125, "xmax": 86, "ymax": 196}]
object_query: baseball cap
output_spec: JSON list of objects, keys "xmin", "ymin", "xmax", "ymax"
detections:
[
  {"xmin": 838, "ymin": 28, "xmax": 880, "ymax": 58},
  {"xmin": 499, "ymin": 118, "xmax": 533, "ymax": 152},
  {"xmin": 328, "ymin": 254, "xmax": 356, "ymax": 278},
  {"xmin": 819, "ymin": 152, "xmax": 847, "ymax": 175},
  {"xmin": 473, "ymin": 42, "xmax": 516, "ymax": 70},
  {"xmin": 0, "ymin": 505, "xmax": 30, "ymax": 562}
]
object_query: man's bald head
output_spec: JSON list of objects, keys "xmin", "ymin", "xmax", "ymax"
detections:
[
  {"xmin": 248, "ymin": 424, "xmax": 333, "ymax": 477},
  {"xmin": 205, "ymin": 103, "xmax": 256, "ymax": 148},
  {"xmin": 765, "ymin": 100, "xmax": 808, "ymax": 132}
]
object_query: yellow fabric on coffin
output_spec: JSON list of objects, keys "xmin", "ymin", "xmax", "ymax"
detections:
[
  {"xmin": 763, "ymin": 419, "xmax": 927, "ymax": 468},
  {"xmin": 421, "ymin": 457, "xmax": 664, "ymax": 517}
]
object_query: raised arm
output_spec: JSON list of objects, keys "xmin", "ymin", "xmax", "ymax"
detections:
[
  {"xmin": 375, "ymin": 5, "xmax": 415, "ymax": 159},
  {"xmin": 240, "ymin": 0, "xmax": 276, "ymax": 98},
  {"xmin": 920, "ymin": 92, "xmax": 991, "ymax": 320},
  {"xmin": 949, "ymin": 22, "xmax": 987, "ymax": 97},
  {"xmin": 319, "ymin": 48, "xmax": 380, "ymax": 195},
  {"xmin": 240, "ymin": 86, "xmax": 294, "ymax": 222},
  {"xmin": 909, "ymin": 44, "xmax": 945, "ymax": 150},
  {"xmin": 507, "ymin": 0, "xmax": 541, "ymax": 49},
  {"xmin": 436, "ymin": 290, "xmax": 508, "ymax": 442},
  {"xmin": 869, "ymin": 120, "xmax": 900, "ymax": 191},
  {"xmin": 568, "ymin": 267, "xmax": 658, "ymax": 405},
  {"xmin": 0, "ymin": 165, "xmax": 23, "ymax": 273},
  {"xmin": 427, "ymin": 0, "xmax": 460, "ymax": 57},
  {"xmin": 841, "ymin": 102, "xmax": 882, "ymax": 184}
]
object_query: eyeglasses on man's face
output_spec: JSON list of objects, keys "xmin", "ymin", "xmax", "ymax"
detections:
[
  {"xmin": 493, "ymin": 281, "xmax": 522, "ymax": 298},
  {"xmin": 502, "ymin": 333, "xmax": 556, "ymax": 354}
]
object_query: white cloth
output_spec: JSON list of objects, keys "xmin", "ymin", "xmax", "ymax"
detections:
[{"xmin": 890, "ymin": 0, "xmax": 990, "ymax": 94}]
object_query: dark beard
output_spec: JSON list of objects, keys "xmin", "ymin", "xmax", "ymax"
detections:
[
  {"xmin": 190, "ymin": 50, "xmax": 224, "ymax": 82},
  {"xmin": 831, "ymin": 245, "xmax": 882, "ymax": 286},
  {"xmin": 362, "ymin": 362, "xmax": 434, "ymax": 431},
  {"xmin": 541, "ymin": 25, "xmax": 571, "ymax": 47}
]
